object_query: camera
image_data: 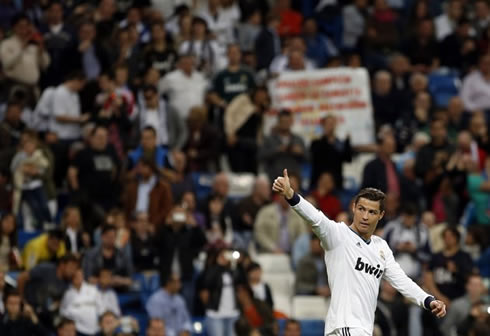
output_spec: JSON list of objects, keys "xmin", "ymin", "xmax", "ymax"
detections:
[{"xmin": 172, "ymin": 212, "xmax": 186, "ymax": 223}]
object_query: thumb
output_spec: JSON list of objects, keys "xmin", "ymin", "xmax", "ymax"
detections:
[{"xmin": 283, "ymin": 168, "xmax": 289, "ymax": 179}]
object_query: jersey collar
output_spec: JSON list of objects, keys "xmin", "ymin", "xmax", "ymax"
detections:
[{"xmin": 349, "ymin": 227, "xmax": 371, "ymax": 245}]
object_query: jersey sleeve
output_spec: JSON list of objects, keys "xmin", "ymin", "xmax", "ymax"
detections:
[
  {"xmin": 382, "ymin": 241, "xmax": 431, "ymax": 309},
  {"xmin": 289, "ymin": 194, "xmax": 344, "ymax": 250}
]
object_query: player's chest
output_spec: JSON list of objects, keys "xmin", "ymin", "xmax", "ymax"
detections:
[{"xmin": 341, "ymin": 240, "xmax": 387, "ymax": 280}]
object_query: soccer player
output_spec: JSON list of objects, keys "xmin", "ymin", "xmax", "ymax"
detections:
[{"xmin": 272, "ymin": 169, "xmax": 446, "ymax": 336}]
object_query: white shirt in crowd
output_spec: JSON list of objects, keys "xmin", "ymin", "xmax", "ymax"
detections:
[
  {"xmin": 159, "ymin": 69, "xmax": 208, "ymax": 120},
  {"xmin": 460, "ymin": 70, "xmax": 490, "ymax": 112},
  {"xmin": 60, "ymin": 282, "xmax": 104, "ymax": 335},
  {"xmin": 206, "ymin": 273, "xmax": 240, "ymax": 319},
  {"xmin": 136, "ymin": 175, "xmax": 157, "ymax": 213},
  {"xmin": 50, "ymin": 84, "xmax": 82, "ymax": 140},
  {"xmin": 100, "ymin": 288, "xmax": 121, "ymax": 317},
  {"xmin": 291, "ymin": 195, "xmax": 432, "ymax": 335}
]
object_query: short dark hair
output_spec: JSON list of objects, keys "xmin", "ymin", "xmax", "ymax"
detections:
[
  {"xmin": 401, "ymin": 203, "xmax": 418, "ymax": 216},
  {"xmin": 142, "ymin": 84, "xmax": 158, "ymax": 95},
  {"xmin": 58, "ymin": 253, "xmax": 79, "ymax": 266},
  {"xmin": 57, "ymin": 317, "xmax": 75, "ymax": 330},
  {"xmin": 48, "ymin": 229, "xmax": 64, "ymax": 240},
  {"xmin": 246, "ymin": 262, "xmax": 261, "ymax": 274},
  {"xmin": 442, "ymin": 227, "xmax": 461, "ymax": 241},
  {"xmin": 278, "ymin": 109, "xmax": 292, "ymax": 118},
  {"xmin": 4, "ymin": 288, "xmax": 20, "ymax": 304},
  {"xmin": 142, "ymin": 125, "xmax": 157, "ymax": 136},
  {"xmin": 354, "ymin": 188, "xmax": 386, "ymax": 212},
  {"xmin": 65, "ymin": 70, "xmax": 86, "ymax": 82},
  {"xmin": 11, "ymin": 13, "xmax": 30, "ymax": 27},
  {"xmin": 101, "ymin": 224, "xmax": 117, "ymax": 235}
]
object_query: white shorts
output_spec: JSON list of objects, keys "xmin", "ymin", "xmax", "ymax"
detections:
[{"xmin": 327, "ymin": 327, "xmax": 371, "ymax": 336}]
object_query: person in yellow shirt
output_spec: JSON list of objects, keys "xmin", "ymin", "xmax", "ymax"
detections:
[{"xmin": 22, "ymin": 229, "xmax": 66, "ymax": 270}]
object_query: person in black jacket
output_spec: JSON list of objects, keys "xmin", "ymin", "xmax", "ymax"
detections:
[
  {"xmin": 156, "ymin": 205, "xmax": 207, "ymax": 312},
  {"xmin": 255, "ymin": 14, "xmax": 281, "ymax": 71},
  {"xmin": 0, "ymin": 290, "xmax": 48, "ymax": 336}
]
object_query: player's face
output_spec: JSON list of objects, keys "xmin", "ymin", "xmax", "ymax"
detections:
[{"xmin": 351, "ymin": 198, "xmax": 384, "ymax": 239}]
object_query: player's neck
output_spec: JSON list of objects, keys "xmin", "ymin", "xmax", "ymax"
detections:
[{"xmin": 349, "ymin": 224, "xmax": 372, "ymax": 242}]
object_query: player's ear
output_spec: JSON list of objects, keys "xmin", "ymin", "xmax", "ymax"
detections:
[{"xmin": 378, "ymin": 210, "xmax": 385, "ymax": 221}]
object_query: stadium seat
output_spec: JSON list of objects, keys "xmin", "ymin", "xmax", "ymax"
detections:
[
  {"xmin": 255, "ymin": 253, "xmax": 292, "ymax": 274},
  {"xmin": 292, "ymin": 296, "xmax": 329, "ymax": 320},
  {"xmin": 17, "ymin": 230, "xmax": 42, "ymax": 250},
  {"xmin": 191, "ymin": 172, "xmax": 214, "ymax": 200},
  {"xmin": 262, "ymin": 273, "xmax": 295, "ymax": 297},
  {"xmin": 228, "ymin": 172, "xmax": 255, "ymax": 200},
  {"xmin": 428, "ymin": 70, "xmax": 461, "ymax": 108},
  {"xmin": 273, "ymin": 294, "xmax": 293, "ymax": 317},
  {"xmin": 301, "ymin": 320, "xmax": 326, "ymax": 336}
]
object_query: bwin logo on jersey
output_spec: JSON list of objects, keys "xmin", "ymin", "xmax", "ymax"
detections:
[{"xmin": 354, "ymin": 257, "xmax": 384, "ymax": 278}]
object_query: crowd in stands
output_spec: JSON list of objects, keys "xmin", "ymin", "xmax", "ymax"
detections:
[{"xmin": 0, "ymin": 0, "xmax": 490, "ymax": 335}]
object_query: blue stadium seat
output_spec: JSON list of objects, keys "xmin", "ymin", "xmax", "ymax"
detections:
[
  {"xmin": 18, "ymin": 230, "xmax": 42, "ymax": 250},
  {"xmin": 191, "ymin": 172, "xmax": 214, "ymax": 200},
  {"xmin": 428, "ymin": 71, "xmax": 461, "ymax": 108}
]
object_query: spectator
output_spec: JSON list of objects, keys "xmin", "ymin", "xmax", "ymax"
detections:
[
  {"xmin": 98, "ymin": 269, "xmax": 121, "ymax": 317},
  {"xmin": 118, "ymin": 6, "xmax": 149, "ymax": 44},
  {"xmin": 0, "ymin": 14, "xmax": 50, "ymax": 99},
  {"xmin": 254, "ymin": 173, "xmax": 306, "ymax": 254},
  {"xmin": 68, "ymin": 125, "xmax": 121, "ymax": 214},
  {"xmin": 183, "ymin": 106, "xmax": 219, "ymax": 173},
  {"xmin": 474, "ymin": 0, "xmax": 490, "ymax": 38},
  {"xmin": 383, "ymin": 203, "xmax": 430, "ymax": 279},
  {"xmin": 371, "ymin": 70, "xmax": 398, "ymax": 130},
  {"xmin": 0, "ymin": 290, "xmax": 48, "ymax": 336},
  {"xmin": 22, "ymin": 229, "xmax": 66, "ymax": 270},
  {"xmin": 49, "ymin": 70, "xmax": 87, "ymax": 142},
  {"xmin": 233, "ymin": 176, "xmax": 271, "ymax": 250},
  {"xmin": 39, "ymin": 1, "xmax": 75, "ymax": 87},
  {"xmin": 156, "ymin": 206, "xmax": 207, "ymax": 309},
  {"xmin": 60, "ymin": 268, "xmax": 104, "ymax": 336},
  {"xmin": 61, "ymin": 206, "xmax": 89, "ymax": 256},
  {"xmin": 122, "ymin": 157, "xmax": 174, "ymax": 231},
  {"xmin": 138, "ymin": 84, "xmax": 186, "ymax": 149},
  {"xmin": 172, "ymin": 12, "xmax": 192, "ymax": 50},
  {"xmin": 127, "ymin": 126, "xmax": 168, "ymax": 173},
  {"xmin": 259, "ymin": 109, "xmax": 306, "ymax": 182},
  {"xmin": 423, "ymin": 227, "xmax": 474, "ymax": 309},
  {"xmin": 201, "ymin": 248, "xmax": 240, "ymax": 336},
  {"xmin": 402, "ymin": 18, "xmax": 440, "ymax": 74},
  {"xmin": 209, "ymin": 44, "xmax": 256, "ymax": 111},
  {"xmin": 269, "ymin": 37, "xmax": 315, "ymax": 75},
  {"xmin": 467, "ymin": 156, "xmax": 490, "ymax": 226},
  {"xmin": 434, "ymin": 0, "xmax": 465, "ymax": 42},
  {"xmin": 255, "ymin": 13, "xmax": 281, "ymax": 71},
  {"xmin": 56, "ymin": 318, "xmax": 76, "ymax": 336},
  {"xmin": 142, "ymin": 21, "xmax": 177, "ymax": 77},
  {"xmin": 440, "ymin": 273, "xmax": 487, "ymax": 335},
  {"xmin": 146, "ymin": 318, "xmax": 166, "ymax": 336},
  {"xmin": 236, "ymin": 10, "xmax": 261, "ymax": 53},
  {"xmin": 10, "ymin": 131, "xmax": 52, "ymax": 228},
  {"xmin": 310, "ymin": 115, "xmax": 352, "ymax": 190},
  {"xmin": 65, "ymin": 21, "xmax": 110, "ymax": 81},
  {"xmin": 295, "ymin": 235, "xmax": 330, "ymax": 297},
  {"xmin": 461, "ymin": 53, "xmax": 490, "ymax": 112},
  {"xmin": 94, "ymin": 0, "xmax": 117, "ymax": 47},
  {"xmin": 235, "ymin": 283, "xmax": 275, "ymax": 334},
  {"xmin": 283, "ymin": 319, "xmax": 301, "ymax": 336},
  {"xmin": 129, "ymin": 212, "xmax": 158, "ymax": 272},
  {"xmin": 159, "ymin": 54, "xmax": 208, "ymax": 121},
  {"xmin": 0, "ymin": 101, "xmax": 26, "ymax": 150},
  {"xmin": 439, "ymin": 18, "xmax": 478, "ymax": 72},
  {"xmin": 179, "ymin": 17, "xmax": 222, "ymax": 76},
  {"xmin": 272, "ymin": 0, "xmax": 302, "ymax": 37},
  {"xmin": 302, "ymin": 18, "xmax": 338, "ymax": 68},
  {"xmin": 446, "ymin": 96, "xmax": 467, "ymax": 142},
  {"xmin": 246, "ymin": 262, "xmax": 273, "ymax": 309},
  {"xmin": 145, "ymin": 273, "xmax": 192, "ymax": 336},
  {"xmin": 310, "ymin": 172, "xmax": 342, "ymax": 220},
  {"xmin": 82, "ymin": 225, "xmax": 133, "ymax": 289},
  {"xmin": 375, "ymin": 280, "xmax": 409, "ymax": 336},
  {"xmin": 197, "ymin": 0, "xmax": 239, "ymax": 47},
  {"xmin": 342, "ymin": 0, "xmax": 368, "ymax": 50},
  {"xmin": 0, "ymin": 213, "xmax": 21, "ymax": 272},
  {"xmin": 181, "ymin": 191, "xmax": 206, "ymax": 229},
  {"xmin": 19, "ymin": 254, "xmax": 78, "ymax": 329}
]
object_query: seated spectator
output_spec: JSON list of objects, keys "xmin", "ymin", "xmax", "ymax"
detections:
[
  {"xmin": 156, "ymin": 206, "xmax": 206, "ymax": 309},
  {"xmin": 439, "ymin": 18, "xmax": 478, "ymax": 72},
  {"xmin": 342, "ymin": 0, "xmax": 368, "ymax": 50},
  {"xmin": 254, "ymin": 172, "xmax": 306, "ymax": 254},
  {"xmin": 205, "ymin": 193, "xmax": 234, "ymax": 247},
  {"xmin": 269, "ymin": 37, "xmax": 315, "ymax": 75},
  {"xmin": 364, "ymin": 0, "xmax": 399, "ymax": 59},
  {"xmin": 0, "ymin": 213, "xmax": 21, "ymax": 272},
  {"xmin": 440, "ymin": 273, "xmax": 487, "ymax": 335},
  {"xmin": 371, "ymin": 70, "xmax": 398, "ymax": 130},
  {"xmin": 295, "ymin": 235, "xmax": 330, "ymax": 297},
  {"xmin": 259, "ymin": 109, "xmax": 306, "ymax": 182},
  {"xmin": 97, "ymin": 310, "xmax": 139, "ymax": 336},
  {"xmin": 127, "ymin": 126, "xmax": 168, "ymax": 173},
  {"xmin": 272, "ymin": 0, "xmax": 302, "ymax": 37},
  {"xmin": 0, "ymin": 290, "xmax": 48, "ymax": 336},
  {"xmin": 246, "ymin": 262, "xmax": 273, "ymax": 309},
  {"xmin": 434, "ymin": 0, "xmax": 464, "ymax": 42},
  {"xmin": 138, "ymin": 84, "xmax": 186, "ymax": 150},
  {"xmin": 183, "ymin": 106, "xmax": 219, "ymax": 173},
  {"xmin": 94, "ymin": 209, "xmax": 130, "ymax": 253},
  {"xmin": 302, "ymin": 18, "xmax": 338, "ymax": 68},
  {"xmin": 255, "ymin": 13, "xmax": 281, "ymax": 71},
  {"xmin": 283, "ymin": 319, "xmax": 301, "ymax": 336},
  {"xmin": 60, "ymin": 268, "xmax": 104, "ymax": 336},
  {"xmin": 201, "ymin": 248, "xmax": 240, "ymax": 336},
  {"xmin": 0, "ymin": 101, "xmax": 26, "ymax": 151},
  {"xmin": 146, "ymin": 318, "xmax": 166, "ymax": 336},
  {"xmin": 158, "ymin": 53, "xmax": 208, "ymax": 122},
  {"xmin": 402, "ymin": 18, "xmax": 440, "ymax": 74},
  {"xmin": 146, "ymin": 273, "xmax": 192, "ymax": 336},
  {"xmin": 461, "ymin": 53, "xmax": 490, "ymax": 112},
  {"xmin": 10, "ymin": 130, "xmax": 52, "ymax": 229},
  {"xmin": 310, "ymin": 172, "xmax": 342, "ymax": 220},
  {"xmin": 56, "ymin": 318, "xmax": 76, "ymax": 336},
  {"xmin": 180, "ymin": 191, "xmax": 206, "ymax": 228},
  {"xmin": 129, "ymin": 212, "xmax": 158, "ymax": 272},
  {"xmin": 383, "ymin": 204, "xmax": 430, "ymax": 279},
  {"xmin": 0, "ymin": 13, "xmax": 50, "ymax": 100},
  {"xmin": 164, "ymin": 151, "xmax": 194, "ymax": 199},
  {"xmin": 235, "ymin": 284, "xmax": 275, "ymax": 334},
  {"xmin": 82, "ymin": 225, "xmax": 133, "ymax": 289},
  {"xmin": 22, "ymin": 229, "xmax": 66, "ymax": 270},
  {"xmin": 141, "ymin": 21, "xmax": 177, "ymax": 77},
  {"xmin": 61, "ymin": 206, "xmax": 90, "ymax": 256},
  {"xmin": 375, "ymin": 280, "xmax": 409, "ymax": 336},
  {"xmin": 98, "ymin": 269, "xmax": 121, "ymax": 317},
  {"xmin": 233, "ymin": 176, "xmax": 271, "ymax": 251},
  {"xmin": 19, "ymin": 254, "xmax": 79, "ymax": 328},
  {"xmin": 236, "ymin": 10, "xmax": 261, "ymax": 53},
  {"xmin": 122, "ymin": 158, "xmax": 173, "ymax": 232}
]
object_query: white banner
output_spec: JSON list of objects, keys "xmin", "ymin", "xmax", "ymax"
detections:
[{"xmin": 266, "ymin": 67, "xmax": 375, "ymax": 146}]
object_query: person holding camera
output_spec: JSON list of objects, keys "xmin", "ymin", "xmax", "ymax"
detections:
[{"xmin": 0, "ymin": 289, "xmax": 48, "ymax": 335}]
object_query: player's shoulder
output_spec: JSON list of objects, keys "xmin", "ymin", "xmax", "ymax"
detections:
[{"xmin": 371, "ymin": 234, "xmax": 390, "ymax": 248}]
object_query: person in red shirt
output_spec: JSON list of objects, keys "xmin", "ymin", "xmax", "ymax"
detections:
[
  {"xmin": 310, "ymin": 172, "xmax": 342, "ymax": 220},
  {"xmin": 273, "ymin": 0, "xmax": 303, "ymax": 37}
]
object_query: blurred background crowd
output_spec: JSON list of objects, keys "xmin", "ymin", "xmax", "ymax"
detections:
[{"xmin": 0, "ymin": 0, "xmax": 490, "ymax": 335}]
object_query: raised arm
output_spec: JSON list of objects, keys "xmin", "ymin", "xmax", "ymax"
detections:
[{"xmin": 272, "ymin": 169, "xmax": 344, "ymax": 250}]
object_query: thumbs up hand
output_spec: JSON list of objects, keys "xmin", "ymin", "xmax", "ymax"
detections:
[{"xmin": 272, "ymin": 168, "xmax": 294, "ymax": 199}]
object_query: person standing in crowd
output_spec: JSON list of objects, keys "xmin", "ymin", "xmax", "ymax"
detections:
[{"xmin": 0, "ymin": 290, "xmax": 48, "ymax": 336}]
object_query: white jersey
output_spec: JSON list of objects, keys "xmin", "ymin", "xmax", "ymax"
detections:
[{"xmin": 291, "ymin": 195, "xmax": 431, "ymax": 335}]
